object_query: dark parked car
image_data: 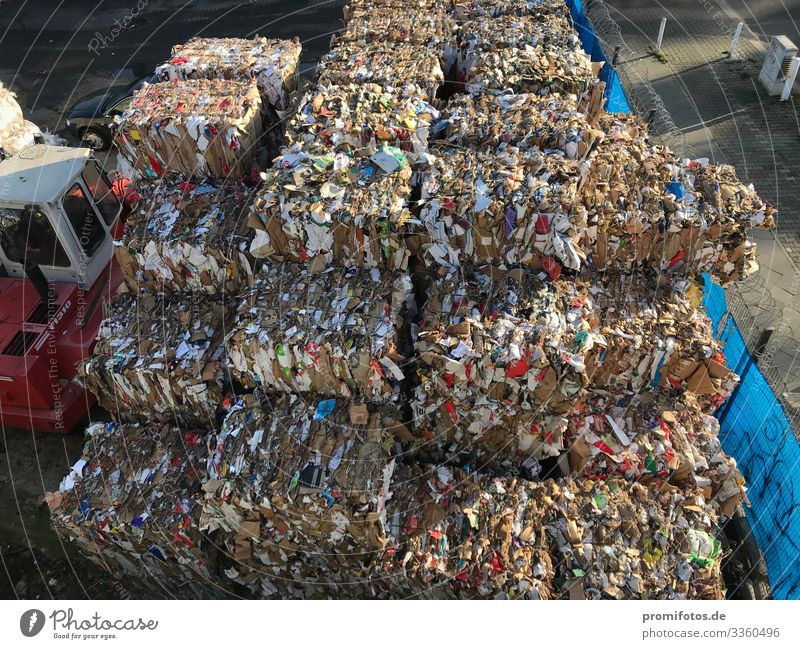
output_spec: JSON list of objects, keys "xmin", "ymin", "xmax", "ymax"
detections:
[{"xmin": 65, "ymin": 74, "xmax": 156, "ymax": 151}]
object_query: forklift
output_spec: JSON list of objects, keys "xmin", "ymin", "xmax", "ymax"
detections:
[{"xmin": 0, "ymin": 144, "xmax": 130, "ymax": 432}]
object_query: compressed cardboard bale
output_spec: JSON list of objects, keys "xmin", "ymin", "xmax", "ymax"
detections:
[
  {"xmin": 546, "ymin": 479, "xmax": 726, "ymax": 599},
  {"xmin": 318, "ymin": 42, "xmax": 445, "ymax": 103},
  {"xmin": 344, "ymin": 0, "xmax": 442, "ymax": 17},
  {"xmin": 410, "ymin": 394, "xmax": 571, "ymax": 476},
  {"xmin": 117, "ymin": 176, "xmax": 256, "ymax": 295},
  {"xmin": 584, "ymin": 277, "xmax": 738, "ymax": 410},
  {"xmin": 435, "ymin": 93, "xmax": 603, "ymax": 156},
  {"xmin": 248, "ymin": 142, "xmax": 415, "ymax": 269},
  {"xmin": 115, "ymin": 78, "xmax": 262, "ymax": 179},
  {"xmin": 226, "ymin": 265, "xmax": 414, "ymax": 401},
  {"xmin": 49, "ymin": 417, "xmax": 383, "ymax": 600},
  {"xmin": 410, "ymin": 268, "xmax": 596, "ymax": 469},
  {"xmin": 411, "ymin": 271, "xmax": 740, "ymax": 472},
  {"xmin": 418, "ymin": 129, "xmax": 772, "ymax": 282},
  {"xmin": 200, "ymin": 395, "xmax": 406, "ymax": 556},
  {"xmin": 414, "ymin": 266, "xmax": 592, "ymax": 408},
  {"xmin": 415, "ymin": 144, "xmax": 587, "ymax": 270},
  {"xmin": 692, "ymin": 160, "xmax": 774, "ymax": 227},
  {"xmin": 49, "ymin": 421, "xmax": 228, "ymax": 599},
  {"xmin": 339, "ymin": 2, "xmax": 452, "ymax": 46},
  {"xmin": 79, "ymin": 291, "xmax": 231, "ymax": 424},
  {"xmin": 446, "ymin": 13, "xmax": 594, "ymax": 97},
  {"xmin": 451, "ymin": 0, "xmax": 571, "ymax": 21},
  {"xmin": 156, "ymin": 36, "xmax": 301, "ymax": 110},
  {"xmin": 286, "ymin": 82, "xmax": 439, "ymax": 163},
  {"xmin": 582, "ymin": 114, "xmax": 775, "ymax": 283},
  {"xmin": 376, "ymin": 464, "xmax": 555, "ymax": 599},
  {"xmin": 565, "ymin": 390, "xmax": 745, "ymax": 509},
  {"xmin": 425, "ymin": 95, "xmax": 773, "ymax": 285}
]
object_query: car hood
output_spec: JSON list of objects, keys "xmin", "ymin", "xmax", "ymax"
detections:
[{"xmin": 67, "ymin": 93, "xmax": 109, "ymax": 119}]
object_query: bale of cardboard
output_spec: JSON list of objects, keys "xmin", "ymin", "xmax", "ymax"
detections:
[
  {"xmin": 226, "ymin": 264, "xmax": 414, "ymax": 401},
  {"xmin": 156, "ymin": 36, "xmax": 301, "ymax": 110},
  {"xmin": 78, "ymin": 290, "xmax": 231, "ymax": 425},
  {"xmin": 116, "ymin": 176, "xmax": 256, "ymax": 295},
  {"xmin": 115, "ymin": 78, "xmax": 262, "ymax": 179}
]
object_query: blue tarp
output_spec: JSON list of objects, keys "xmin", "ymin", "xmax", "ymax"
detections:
[
  {"xmin": 703, "ymin": 275, "xmax": 800, "ymax": 599},
  {"xmin": 566, "ymin": 0, "xmax": 632, "ymax": 113}
]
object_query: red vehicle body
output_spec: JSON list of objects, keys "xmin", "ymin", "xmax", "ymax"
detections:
[
  {"xmin": 0, "ymin": 145, "xmax": 133, "ymax": 432},
  {"xmin": 0, "ymin": 264, "xmax": 123, "ymax": 432}
]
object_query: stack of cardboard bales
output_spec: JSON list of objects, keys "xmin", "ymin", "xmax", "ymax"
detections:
[
  {"xmin": 247, "ymin": 0, "xmax": 452, "ymax": 270},
  {"xmin": 82, "ymin": 38, "xmax": 302, "ymax": 424},
  {"xmin": 117, "ymin": 36, "xmax": 302, "ymax": 179},
  {"xmin": 409, "ymin": 268, "xmax": 739, "ymax": 472},
  {"xmin": 56, "ymin": 0, "xmax": 766, "ymax": 600},
  {"xmin": 416, "ymin": 94, "xmax": 773, "ymax": 281},
  {"xmin": 50, "ymin": 427, "xmax": 725, "ymax": 599}
]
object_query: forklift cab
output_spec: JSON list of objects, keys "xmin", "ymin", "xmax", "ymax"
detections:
[{"xmin": 0, "ymin": 144, "xmax": 121, "ymax": 289}]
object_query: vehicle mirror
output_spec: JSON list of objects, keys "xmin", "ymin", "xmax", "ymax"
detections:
[{"xmin": 24, "ymin": 258, "xmax": 52, "ymax": 311}]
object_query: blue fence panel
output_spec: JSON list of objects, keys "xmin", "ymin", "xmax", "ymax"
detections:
[
  {"xmin": 566, "ymin": 0, "xmax": 632, "ymax": 113},
  {"xmin": 703, "ymin": 275, "xmax": 800, "ymax": 599}
]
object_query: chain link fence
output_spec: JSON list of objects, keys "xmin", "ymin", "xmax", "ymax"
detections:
[{"xmin": 583, "ymin": 0, "xmax": 695, "ymax": 156}]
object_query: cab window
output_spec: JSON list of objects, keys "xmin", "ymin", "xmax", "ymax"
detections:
[
  {"xmin": 62, "ymin": 183, "xmax": 106, "ymax": 257},
  {"xmin": 0, "ymin": 207, "xmax": 71, "ymax": 268},
  {"xmin": 81, "ymin": 162, "xmax": 120, "ymax": 225}
]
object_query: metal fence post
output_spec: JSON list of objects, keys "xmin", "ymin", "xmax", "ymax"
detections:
[
  {"xmin": 656, "ymin": 18, "xmax": 667, "ymax": 55},
  {"xmin": 729, "ymin": 22, "xmax": 744, "ymax": 59}
]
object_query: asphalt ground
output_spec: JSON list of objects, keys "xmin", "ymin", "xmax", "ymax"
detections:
[{"xmin": 1, "ymin": 0, "xmax": 347, "ymax": 130}]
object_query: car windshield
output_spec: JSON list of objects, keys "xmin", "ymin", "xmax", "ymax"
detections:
[
  {"xmin": 105, "ymin": 85, "xmax": 133, "ymax": 111},
  {"xmin": 105, "ymin": 75, "xmax": 154, "ymax": 111}
]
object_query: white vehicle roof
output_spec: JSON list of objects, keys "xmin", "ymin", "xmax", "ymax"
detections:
[{"xmin": 0, "ymin": 144, "xmax": 91, "ymax": 205}]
